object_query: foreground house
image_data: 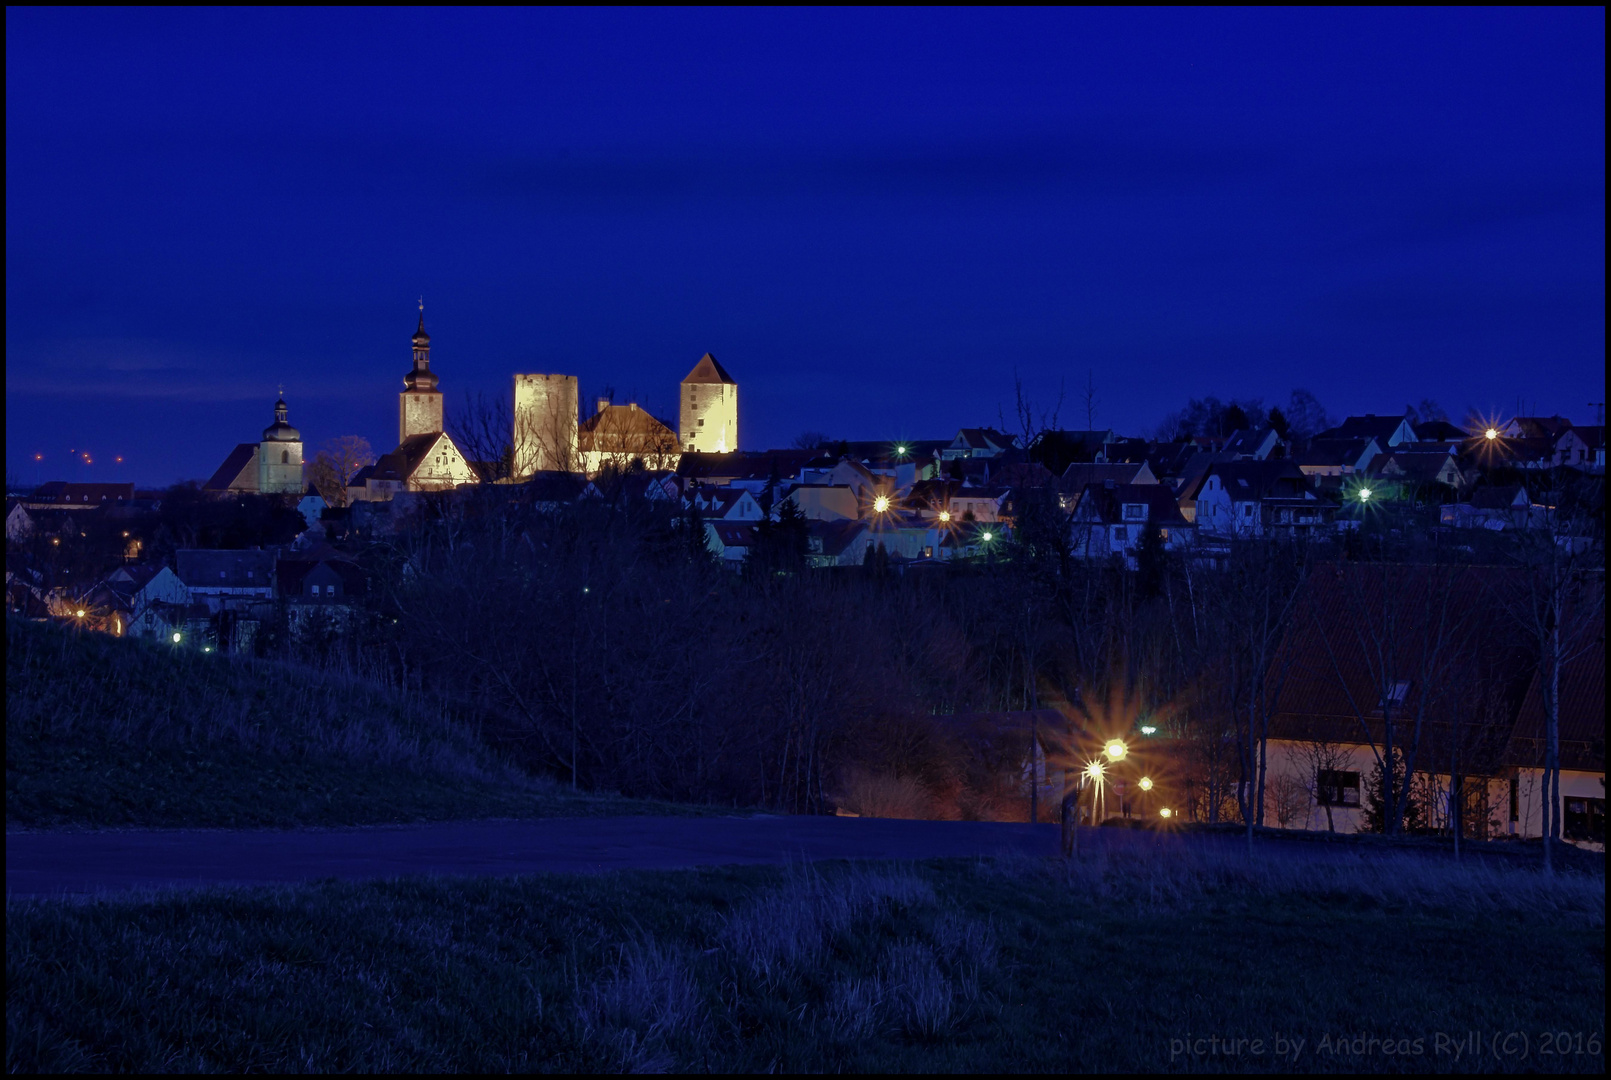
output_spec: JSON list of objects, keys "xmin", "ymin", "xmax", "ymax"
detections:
[{"xmin": 1253, "ymin": 566, "xmax": 1603, "ymax": 846}]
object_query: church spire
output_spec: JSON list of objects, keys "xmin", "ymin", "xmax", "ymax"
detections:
[{"xmin": 404, "ymin": 300, "xmax": 438, "ymax": 392}]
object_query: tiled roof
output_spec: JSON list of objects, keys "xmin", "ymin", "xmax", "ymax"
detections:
[
  {"xmin": 1268, "ymin": 564, "xmax": 1538, "ymax": 768},
  {"xmin": 203, "ymin": 444, "xmax": 259, "ymax": 491},
  {"xmin": 1318, "ymin": 415, "xmax": 1411, "ymax": 443},
  {"xmin": 514, "ymin": 470, "xmax": 588, "ymax": 503},
  {"xmin": 1293, "ymin": 438, "xmax": 1378, "ymax": 468},
  {"xmin": 682, "ymin": 352, "xmax": 736, "ymax": 385},
  {"xmin": 31, "ymin": 481, "xmax": 140, "ymax": 504},
  {"xmin": 990, "ymin": 462, "xmax": 1056, "ymax": 489},
  {"xmin": 1508, "ymin": 614, "xmax": 1605, "ymax": 771},
  {"xmin": 677, "ymin": 450, "xmax": 815, "ymax": 480},
  {"xmin": 808, "ymin": 519, "xmax": 869, "ymax": 557},
  {"xmin": 175, "ymin": 548, "xmax": 277, "ymax": 589},
  {"xmin": 372, "ymin": 433, "xmax": 444, "ymax": 482},
  {"xmin": 1182, "ymin": 459, "xmax": 1309, "ymax": 502},
  {"xmin": 1059, "ymin": 462, "xmax": 1154, "ymax": 495},
  {"xmin": 708, "ymin": 522, "xmax": 759, "ymax": 547},
  {"xmin": 1467, "ymin": 484, "xmax": 1528, "ymax": 510},
  {"xmin": 1073, "ymin": 483, "xmax": 1188, "ymax": 525}
]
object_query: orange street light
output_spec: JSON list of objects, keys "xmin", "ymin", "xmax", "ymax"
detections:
[
  {"xmin": 873, "ymin": 495, "xmax": 890, "ymax": 513},
  {"xmin": 1105, "ymin": 739, "xmax": 1128, "ymax": 761}
]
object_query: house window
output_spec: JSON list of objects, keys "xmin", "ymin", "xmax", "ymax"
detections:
[
  {"xmin": 1317, "ymin": 770, "xmax": 1361, "ymax": 806},
  {"xmin": 1241, "ymin": 504, "xmax": 1255, "ymax": 517},
  {"xmin": 1123, "ymin": 503, "xmax": 1146, "ymax": 521},
  {"xmin": 281, "ymin": 450, "xmax": 289, "ymax": 464},
  {"xmin": 699, "ymin": 419, "xmax": 705, "ymax": 427},
  {"xmin": 1563, "ymin": 797, "xmax": 1604, "ymax": 842},
  {"xmin": 1159, "ymin": 528, "xmax": 1170, "ymax": 542},
  {"xmin": 1113, "ymin": 526, "xmax": 1127, "ymax": 543}
]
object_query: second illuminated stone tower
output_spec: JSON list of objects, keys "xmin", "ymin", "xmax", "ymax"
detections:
[{"xmin": 678, "ymin": 353, "xmax": 737, "ymax": 453}]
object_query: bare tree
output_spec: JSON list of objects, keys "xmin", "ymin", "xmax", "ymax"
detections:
[
  {"xmin": 1296, "ymin": 732, "xmax": 1354, "ymax": 833},
  {"xmin": 307, "ymin": 436, "xmax": 376, "ymax": 508},
  {"xmin": 791, "ymin": 431, "xmax": 832, "ymax": 451},
  {"xmin": 451, "ymin": 390, "xmax": 515, "ymax": 483},
  {"xmin": 1491, "ymin": 473, "xmax": 1605, "ymax": 872},
  {"xmin": 1211, "ymin": 536, "xmax": 1314, "ymax": 852},
  {"xmin": 1306, "ymin": 561, "xmax": 1477, "ymax": 838}
]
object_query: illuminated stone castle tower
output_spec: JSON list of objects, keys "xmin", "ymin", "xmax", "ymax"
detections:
[
  {"xmin": 257, "ymin": 394, "xmax": 304, "ymax": 494},
  {"xmin": 399, "ymin": 304, "xmax": 444, "ymax": 444},
  {"xmin": 679, "ymin": 353, "xmax": 737, "ymax": 453},
  {"xmin": 512, "ymin": 373, "xmax": 580, "ymax": 476}
]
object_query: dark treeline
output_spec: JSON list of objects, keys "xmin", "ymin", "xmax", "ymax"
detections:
[{"xmin": 297, "ymin": 472, "xmax": 1601, "ymax": 831}]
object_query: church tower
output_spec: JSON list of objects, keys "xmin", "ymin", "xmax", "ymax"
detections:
[
  {"xmin": 257, "ymin": 394, "xmax": 304, "ymax": 494},
  {"xmin": 399, "ymin": 304, "xmax": 444, "ymax": 444},
  {"xmin": 679, "ymin": 352, "xmax": 738, "ymax": 453}
]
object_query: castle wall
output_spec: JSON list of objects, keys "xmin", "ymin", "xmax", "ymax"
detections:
[
  {"xmin": 513, "ymin": 373, "xmax": 579, "ymax": 476},
  {"xmin": 399, "ymin": 391, "xmax": 444, "ymax": 444},
  {"xmin": 680, "ymin": 382, "xmax": 738, "ymax": 453}
]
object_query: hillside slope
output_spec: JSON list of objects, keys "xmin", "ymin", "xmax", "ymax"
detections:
[{"xmin": 6, "ymin": 617, "xmax": 681, "ymax": 828}]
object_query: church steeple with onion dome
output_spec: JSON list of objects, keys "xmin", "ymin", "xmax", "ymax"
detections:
[{"xmin": 399, "ymin": 300, "xmax": 445, "ymax": 443}]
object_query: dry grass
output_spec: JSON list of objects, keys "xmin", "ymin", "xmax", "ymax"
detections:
[
  {"xmin": 831, "ymin": 769, "xmax": 941, "ymax": 820},
  {"xmin": 7, "ymin": 849, "xmax": 1603, "ymax": 1072},
  {"xmin": 6, "ymin": 616, "xmax": 723, "ymax": 828}
]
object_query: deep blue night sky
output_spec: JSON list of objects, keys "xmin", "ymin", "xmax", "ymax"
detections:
[{"xmin": 6, "ymin": 8, "xmax": 1604, "ymax": 486}]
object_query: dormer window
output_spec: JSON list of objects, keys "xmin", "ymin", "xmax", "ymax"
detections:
[
  {"xmin": 1122, "ymin": 503, "xmax": 1146, "ymax": 521},
  {"xmin": 1380, "ymin": 680, "xmax": 1411, "ymax": 710}
]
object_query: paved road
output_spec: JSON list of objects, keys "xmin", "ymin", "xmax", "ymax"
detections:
[{"xmin": 7, "ymin": 815, "xmax": 1078, "ymax": 897}]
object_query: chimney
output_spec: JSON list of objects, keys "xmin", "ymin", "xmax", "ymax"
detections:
[
  {"xmin": 596, "ymin": 397, "xmax": 610, "ymax": 415},
  {"xmin": 1104, "ymin": 479, "xmax": 1115, "ymax": 489}
]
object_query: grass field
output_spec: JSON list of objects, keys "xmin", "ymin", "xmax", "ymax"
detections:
[
  {"xmin": 8, "ymin": 847, "xmax": 1603, "ymax": 1072},
  {"xmin": 6, "ymin": 616, "xmax": 716, "ymax": 828}
]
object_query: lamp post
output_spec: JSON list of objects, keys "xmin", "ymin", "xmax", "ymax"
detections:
[{"xmin": 1061, "ymin": 736, "xmax": 1168, "ymax": 857}]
